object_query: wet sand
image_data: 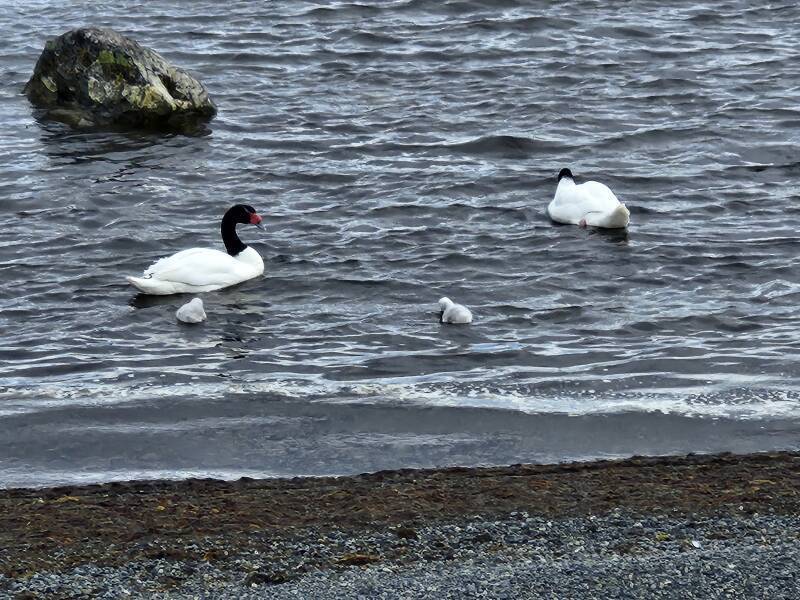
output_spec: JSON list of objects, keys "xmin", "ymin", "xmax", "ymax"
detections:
[
  {"xmin": 2, "ymin": 450, "xmax": 799, "ymax": 582},
  {"xmin": 6, "ymin": 399, "xmax": 799, "ymax": 489}
]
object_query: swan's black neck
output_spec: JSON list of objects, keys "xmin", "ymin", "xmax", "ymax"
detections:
[
  {"xmin": 221, "ymin": 212, "xmax": 247, "ymax": 256},
  {"xmin": 558, "ymin": 168, "xmax": 574, "ymax": 182}
]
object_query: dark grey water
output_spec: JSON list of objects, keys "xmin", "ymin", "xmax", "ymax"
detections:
[{"xmin": 2, "ymin": 1, "xmax": 800, "ymax": 487}]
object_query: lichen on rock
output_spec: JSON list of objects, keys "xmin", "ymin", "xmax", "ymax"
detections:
[{"xmin": 24, "ymin": 27, "xmax": 217, "ymax": 132}]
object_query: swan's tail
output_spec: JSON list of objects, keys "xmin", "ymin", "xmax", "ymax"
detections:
[
  {"xmin": 126, "ymin": 275, "xmax": 170, "ymax": 295},
  {"xmin": 604, "ymin": 203, "xmax": 630, "ymax": 229}
]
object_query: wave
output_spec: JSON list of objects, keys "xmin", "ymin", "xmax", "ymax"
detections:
[
  {"xmin": 4, "ymin": 379, "xmax": 800, "ymax": 421},
  {"xmin": 351, "ymin": 134, "xmax": 570, "ymax": 157}
]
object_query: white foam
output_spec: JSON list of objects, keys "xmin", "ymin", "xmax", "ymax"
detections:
[
  {"xmin": 0, "ymin": 468, "xmax": 289, "ymax": 490},
  {"xmin": 2, "ymin": 376, "xmax": 799, "ymax": 420}
]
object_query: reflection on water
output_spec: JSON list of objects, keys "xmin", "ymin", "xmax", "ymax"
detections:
[
  {"xmin": 37, "ymin": 123, "xmax": 207, "ymax": 164},
  {"xmin": 589, "ymin": 227, "xmax": 630, "ymax": 245},
  {"xmin": 129, "ymin": 293, "xmax": 188, "ymax": 309}
]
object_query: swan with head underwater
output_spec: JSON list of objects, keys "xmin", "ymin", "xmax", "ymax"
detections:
[
  {"xmin": 547, "ymin": 168, "xmax": 630, "ymax": 229},
  {"xmin": 126, "ymin": 204, "xmax": 265, "ymax": 295}
]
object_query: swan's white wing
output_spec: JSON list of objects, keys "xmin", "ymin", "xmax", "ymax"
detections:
[
  {"xmin": 548, "ymin": 180, "xmax": 622, "ymax": 225},
  {"xmin": 143, "ymin": 248, "xmax": 253, "ymax": 287},
  {"xmin": 578, "ymin": 180, "xmax": 620, "ymax": 209},
  {"xmin": 144, "ymin": 248, "xmax": 210, "ymax": 277},
  {"xmin": 547, "ymin": 197, "xmax": 585, "ymax": 224},
  {"xmin": 577, "ymin": 182, "xmax": 629, "ymax": 227}
]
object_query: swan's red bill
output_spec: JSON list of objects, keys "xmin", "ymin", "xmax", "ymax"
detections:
[{"xmin": 249, "ymin": 213, "xmax": 262, "ymax": 225}]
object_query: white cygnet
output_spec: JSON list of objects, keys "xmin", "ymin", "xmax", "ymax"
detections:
[
  {"xmin": 438, "ymin": 297, "xmax": 472, "ymax": 324},
  {"xmin": 176, "ymin": 297, "xmax": 207, "ymax": 324}
]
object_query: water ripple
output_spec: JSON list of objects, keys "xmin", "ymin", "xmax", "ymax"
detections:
[{"xmin": 2, "ymin": 1, "xmax": 800, "ymax": 424}]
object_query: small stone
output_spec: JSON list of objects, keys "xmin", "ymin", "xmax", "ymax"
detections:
[
  {"xmin": 243, "ymin": 570, "xmax": 293, "ymax": 586},
  {"xmin": 470, "ymin": 532, "xmax": 493, "ymax": 544},
  {"xmin": 336, "ymin": 553, "xmax": 381, "ymax": 566},
  {"xmin": 394, "ymin": 527, "xmax": 418, "ymax": 540}
]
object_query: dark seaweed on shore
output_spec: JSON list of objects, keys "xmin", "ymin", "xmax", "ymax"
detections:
[{"xmin": 2, "ymin": 451, "xmax": 798, "ymax": 579}]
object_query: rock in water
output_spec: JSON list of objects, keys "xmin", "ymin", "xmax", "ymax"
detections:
[
  {"xmin": 176, "ymin": 298, "xmax": 207, "ymax": 324},
  {"xmin": 24, "ymin": 27, "xmax": 217, "ymax": 131}
]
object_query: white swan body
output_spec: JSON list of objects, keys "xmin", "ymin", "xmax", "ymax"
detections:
[
  {"xmin": 176, "ymin": 297, "xmax": 207, "ymax": 323},
  {"xmin": 126, "ymin": 204, "xmax": 265, "ymax": 295},
  {"xmin": 439, "ymin": 297, "xmax": 472, "ymax": 324},
  {"xmin": 127, "ymin": 247, "xmax": 263, "ymax": 295},
  {"xmin": 547, "ymin": 169, "xmax": 630, "ymax": 229}
]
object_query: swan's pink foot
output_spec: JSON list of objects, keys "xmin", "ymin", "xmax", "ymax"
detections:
[{"xmin": 578, "ymin": 218, "xmax": 587, "ymax": 228}]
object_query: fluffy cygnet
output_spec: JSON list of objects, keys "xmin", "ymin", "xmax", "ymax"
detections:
[
  {"xmin": 438, "ymin": 297, "xmax": 472, "ymax": 324},
  {"xmin": 176, "ymin": 297, "xmax": 207, "ymax": 324}
]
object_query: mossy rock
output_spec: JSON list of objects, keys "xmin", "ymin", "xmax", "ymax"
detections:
[{"xmin": 24, "ymin": 27, "xmax": 216, "ymax": 132}]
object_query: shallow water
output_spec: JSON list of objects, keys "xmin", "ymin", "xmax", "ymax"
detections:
[{"xmin": 2, "ymin": 1, "xmax": 800, "ymax": 487}]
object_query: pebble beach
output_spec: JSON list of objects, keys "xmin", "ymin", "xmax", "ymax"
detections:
[
  {"xmin": 4, "ymin": 3, "xmax": 800, "ymax": 598},
  {"xmin": 3, "ymin": 451, "xmax": 799, "ymax": 598}
]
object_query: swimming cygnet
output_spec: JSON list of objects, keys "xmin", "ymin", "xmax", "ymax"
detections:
[
  {"xmin": 438, "ymin": 297, "xmax": 472, "ymax": 324},
  {"xmin": 176, "ymin": 297, "xmax": 207, "ymax": 323}
]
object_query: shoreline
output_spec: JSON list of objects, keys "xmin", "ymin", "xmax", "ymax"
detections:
[
  {"xmin": 5, "ymin": 406, "xmax": 800, "ymax": 491},
  {"xmin": 3, "ymin": 450, "xmax": 800, "ymax": 597}
]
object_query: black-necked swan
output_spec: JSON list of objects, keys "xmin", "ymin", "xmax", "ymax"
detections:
[
  {"xmin": 439, "ymin": 297, "xmax": 473, "ymax": 324},
  {"xmin": 547, "ymin": 168, "xmax": 630, "ymax": 229},
  {"xmin": 126, "ymin": 204, "xmax": 265, "ymax": 295},
  {"xmin": 176, "ymin": 298, "xmax": 206, "ymax": 323}
]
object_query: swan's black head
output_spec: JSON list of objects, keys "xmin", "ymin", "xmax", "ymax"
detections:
[
  {"xmin": 226, "ymin": 204, "xmax": 263, "ymax": 227},
  {"xmin": 221, "ymin": 204, "xmax": 264, "ymax": 256},
  {"xmin": 557, "ymin": 168, "xmax": 574, "ymax": 182}
]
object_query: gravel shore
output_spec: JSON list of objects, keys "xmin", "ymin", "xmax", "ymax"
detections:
[{"xmin": 2, "ymin": 451, "xmax": 799, "ymax": 599}]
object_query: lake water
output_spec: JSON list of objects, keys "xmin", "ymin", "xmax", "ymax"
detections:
[{"xmin": 2, "ymin": 1, "xmax": 800, "ymax": 487}]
